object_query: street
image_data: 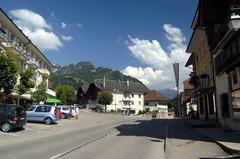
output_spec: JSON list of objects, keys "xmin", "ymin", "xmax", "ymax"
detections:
[{"xmin": 0, "ymin": 110, "xmax": 229, "ymax": 159}]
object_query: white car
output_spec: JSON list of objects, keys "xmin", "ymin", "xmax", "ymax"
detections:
[{"xmin": 56, "ymin": 106, "xmax": 72, "ymax": 119}]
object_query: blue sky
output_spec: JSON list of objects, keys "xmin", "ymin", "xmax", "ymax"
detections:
[{"xmin": 0, "ymin": 0, "xmax": 198, "ymax": 90}]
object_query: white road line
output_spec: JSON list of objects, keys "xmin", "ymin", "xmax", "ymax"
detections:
[
  {"xmin": 49, "ymin": 154, "xmax": 62, "ymax": 159},
  {"xmin": 0, "ymin": 132, "xmax": 19, "ymax": 137},
  {"xmin": 49, "ymin": 134, "xmax": 108, "ymax": 159}
]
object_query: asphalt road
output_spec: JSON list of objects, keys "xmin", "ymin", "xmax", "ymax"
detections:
[{"xmin": 0, "ymin": 110, "xmax": 229, "ymax": 159}]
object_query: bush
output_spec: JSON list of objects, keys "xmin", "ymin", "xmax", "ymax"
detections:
[
  {"xmin": 110, "ymin": 109, "xmax": 115, "ymax": 113},
  {"xmin": 145, "ymin": 108, "xmax": 150, "ymax": 112}
]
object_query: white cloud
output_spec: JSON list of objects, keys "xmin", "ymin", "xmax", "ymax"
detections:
[
  {"xmin": 61, "ymin": 35, "xmax": 73, "ymax": 41},
  {"xmin": 10, "ymin": 9, "xmax": 63, "ymax": 50},
  {"xmin": 61, "ymin": 22, "xmax": 66, "ymax": 29},
  {"xmin": 76, "ymin": 23, "xmax": 84, "ymax": 28},
  {"xmin": 123, "ymin": 24, "xmax": 190, "ymax": 90}
]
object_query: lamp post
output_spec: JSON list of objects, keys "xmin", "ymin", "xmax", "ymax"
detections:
[{"xmin": 173, "ymin": 62, "xmax": 181, "ymax": 118}]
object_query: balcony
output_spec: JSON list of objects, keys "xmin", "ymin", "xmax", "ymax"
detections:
[
  {"xmin": 0, "ymin": 28, "xmax": 7, "ymax": 42},
  {"xmin": 27, "ymin": 59, "xmax": 39, "ymax": 69},
  {"xmin": 38, "ymin": 68, "xmax": 50, "ymax": 77},
  {"xmin": 2, "ymin": 41, "xmax": 29, "ymax": 61},
  {"xmin": 122, "ymin": 96, "xmax": 132, "ymax": 101},
  {"xmin": 211, "ymin": 11, "xmax": 240, "ymax": 52}
]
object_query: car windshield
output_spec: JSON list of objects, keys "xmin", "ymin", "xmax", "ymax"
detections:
[{"xmin": 27, "ymin": 106, "xmax": 36, "ymax": 111}]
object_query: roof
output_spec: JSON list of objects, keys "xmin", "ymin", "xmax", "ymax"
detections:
[
  {"xmin": 183, "ymin": 78, "xmax": 193, "ymax": 90},
  {"xmin": 0, "ymin": 8, "xmax": 54, "ymax": 68},
  {"xmin": 81, "ymin": 83, "xmax": 89, "ymax": 92},
  {"xmin": 144, "ymin": 90, "xmax": 168, "ymax": 102},
  {"xmin": 94, "ymin": 79, "xmax": 149, "ymax": 93}
]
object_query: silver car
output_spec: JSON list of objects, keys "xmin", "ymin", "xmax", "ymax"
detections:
[{"xmin": 26, "ymin": 105, "xmax": 58, "ymax": 125}]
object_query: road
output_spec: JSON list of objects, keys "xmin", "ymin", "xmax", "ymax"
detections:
[{"xmin": 0, "ymin": 110, "xmax": 229, "ymax": 159}]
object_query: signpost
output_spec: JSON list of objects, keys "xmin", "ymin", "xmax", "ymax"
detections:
[{"xmin": 173, "ymin": 62, "xmax": 181, "ymax": 117}]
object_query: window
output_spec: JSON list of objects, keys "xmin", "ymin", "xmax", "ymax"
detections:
[
  {"xmin": 28, "ymin": 106, "xmax": 36, "ymax": 111},
  {"xmin": 45, "ymin": 106, "xmax": 51, "ymax": 112},
  {"xmin": 138, "ymin": 94, "xmax": 141, "ymax": 98},
  {"xmin": 208, "ymin": 93, "xmax": 215, "ymax": 114},
  {"xmin": 35, "ymin": 106, "xmax": 45, "ymax": 112},
  {"xmin": 138, "ymin": 101, "xmax": 141, "ymax": 105},
  {"xmin": 232, "ymin": 71, "xmax": 238, "ymax": 85},
  {"xmin": 132, "ymin": 94, "xmax": 134, "ymax": 98},
  {"xmin": 232, "ymin": 90, "xmax": 240, "ymax": 119},
  {"xmin": 0, "ymin": 107, "xmax": 4, "ymax": 113}
]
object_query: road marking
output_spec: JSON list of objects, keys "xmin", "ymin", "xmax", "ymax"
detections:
[
  {"xmin": 0, "ymin": 132, "xmax": 19, "ymax": 137},
  {"xmin": 49, "ymin": 134, "xmax": 108, "ymax": 159},
  {"xmin": 49, "ymin": 154, "xmax": 62, "ymax": 159}
]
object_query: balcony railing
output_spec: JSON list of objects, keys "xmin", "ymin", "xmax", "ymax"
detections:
[
  {"xmin": 0, "ymin": 29, "xmax": 7, "ymax": 41},
  {"xmin": 2, "ymin": 41, "xmax": 29, "ymax": 60},
  {"xmin": 38, "ymin": 68, "xmax": 50, "ymax": 76},
  {"xmin": 122, "ymin": 96, "xmax": 132, "ymax": 101},
  {"xmin": 27, "ymin": 59, "xmax": 40, "ymax": 68}
]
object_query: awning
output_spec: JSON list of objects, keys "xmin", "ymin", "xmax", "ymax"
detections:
[{"xmin": 46, "ymin": 98, "xmax": 61, "ymax": 104}]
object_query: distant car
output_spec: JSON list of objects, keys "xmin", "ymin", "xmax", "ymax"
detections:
[
  {"xmin": 0, "ymin": 104, "xmax": 26, "ymax": 132},
  {"xmin": 56, "ymin": 106, "xmax": 72, "ymax": 119},
  {"xmin": 26, "ymin": 105, "xmax": 58, "ymax": 125}
]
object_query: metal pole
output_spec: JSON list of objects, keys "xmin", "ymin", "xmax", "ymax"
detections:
[{"xmin": 177, "ymin": 86, "xmax": 181, "ymax": 118}]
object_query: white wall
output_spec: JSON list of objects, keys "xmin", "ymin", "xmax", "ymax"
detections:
[
  {"xmin": 106, "ymin": 92, "xmax": 144, "ymax": 114},
  {"xmin": 215, "ymin": 73, "xmax": 240, "ymax": 130}
]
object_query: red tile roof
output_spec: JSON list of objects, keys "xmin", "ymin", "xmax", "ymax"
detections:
[{"xmin": 144, "ymin": 90, "xmax": 168, "ymax": 102}]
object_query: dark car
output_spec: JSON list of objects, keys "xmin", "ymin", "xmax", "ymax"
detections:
[{"xmin": 0, "ymin": 104, "xmax": 26, "ymax": 132}]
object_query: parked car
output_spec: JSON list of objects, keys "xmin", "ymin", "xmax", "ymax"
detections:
[
  {"xmin": 56, "ymin": 106, "xmax": 72, "ymax": 119},
  {"xmin": 0, "ymin": 104, "xmax": 26, "ymax": 132},
  {"xmin": 26, "ymin": 105, "xmax": 58, "ymax": 125}
]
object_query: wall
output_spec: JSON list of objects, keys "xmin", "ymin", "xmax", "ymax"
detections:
[{"xmin": 106, "ymin": 92, "xmax": 144, "ymax": 114}]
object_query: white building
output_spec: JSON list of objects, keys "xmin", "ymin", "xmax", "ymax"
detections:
[
  {"xmin": 87, "ymin": 79, "xmax": 150, "ymax": 115},
  {"xmin": 0, "ymin": 9, "xmax": 56, "ymax": 104}
]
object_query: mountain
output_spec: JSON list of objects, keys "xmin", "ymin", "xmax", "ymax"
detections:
[
  {"xmin": 160, "ymin": 89, "xmax": 178, "ymax": 100},
  {"xmin": 50, "ymin": 61, "xmax": 142, "ymax": 90}
]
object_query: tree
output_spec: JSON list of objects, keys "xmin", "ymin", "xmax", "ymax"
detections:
[
  {"xmin": 97, "ymin": 91, "xmax": 113, "ymax": 111},
  {"xmin": 0, "ymin": 49, "xmax": 19, "ymax": 101},
  {"xmin": 16, "ymin": 69, "xmax": 35, "ymax": 105},
  {"xmin": 32, "ymin": 82, "xmax": 47, "ymax": 104},
  {"xmin": 56, "ymin": 85, "xmax": 75, "ymax": 105}
]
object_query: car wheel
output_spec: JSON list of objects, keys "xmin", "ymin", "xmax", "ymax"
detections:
[
  {"xmin": 2, "ymin": 122, "xmax": 12, "ymax": 132},
  {"xmin": 61, "ymin": 113, "xmax": 66, "ymax": 119},
  {"xmin": 44, "ymin": 117, "xmax": 52, "ymax": 125}
]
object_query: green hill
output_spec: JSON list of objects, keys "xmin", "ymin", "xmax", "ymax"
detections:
[{"xmin": 50, "ymin": 61, "xmax": 142, "ymax": 90}]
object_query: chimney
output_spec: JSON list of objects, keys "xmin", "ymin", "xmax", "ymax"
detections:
[
  {"xmin": 103, "ymin": 76, "xmax": 106, "ymax": 87},
  {"xmin": 126, "ymin": 79, "xmax": 129, "ymax": 86}
]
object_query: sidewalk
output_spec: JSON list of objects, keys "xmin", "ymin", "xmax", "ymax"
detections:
[{"xmin": 184, "ymin": 119, "xmax": 240, "ymax": 155}]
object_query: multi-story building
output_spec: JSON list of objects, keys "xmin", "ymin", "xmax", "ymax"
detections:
[
  {"xmin": 0, "ymin": 9, "xmax": 56, "ymax": 104},
  {"xmin": 186, "ymin": 0, "xmax": 240, "ymax": 131},
  {"xmin": 186, "ymin": 8, "xmax": 217, "ymax": 120},
  {"xmin": 144, "ymin": 90, "xmax": 168, "ymax": 112},
  {"xmin": 196, "ymin": 0, "xmax": 240, "ymax": 130},
  {"xmin": 86, "ymin": 78, "xmax": 149, "ymax": 115}
]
